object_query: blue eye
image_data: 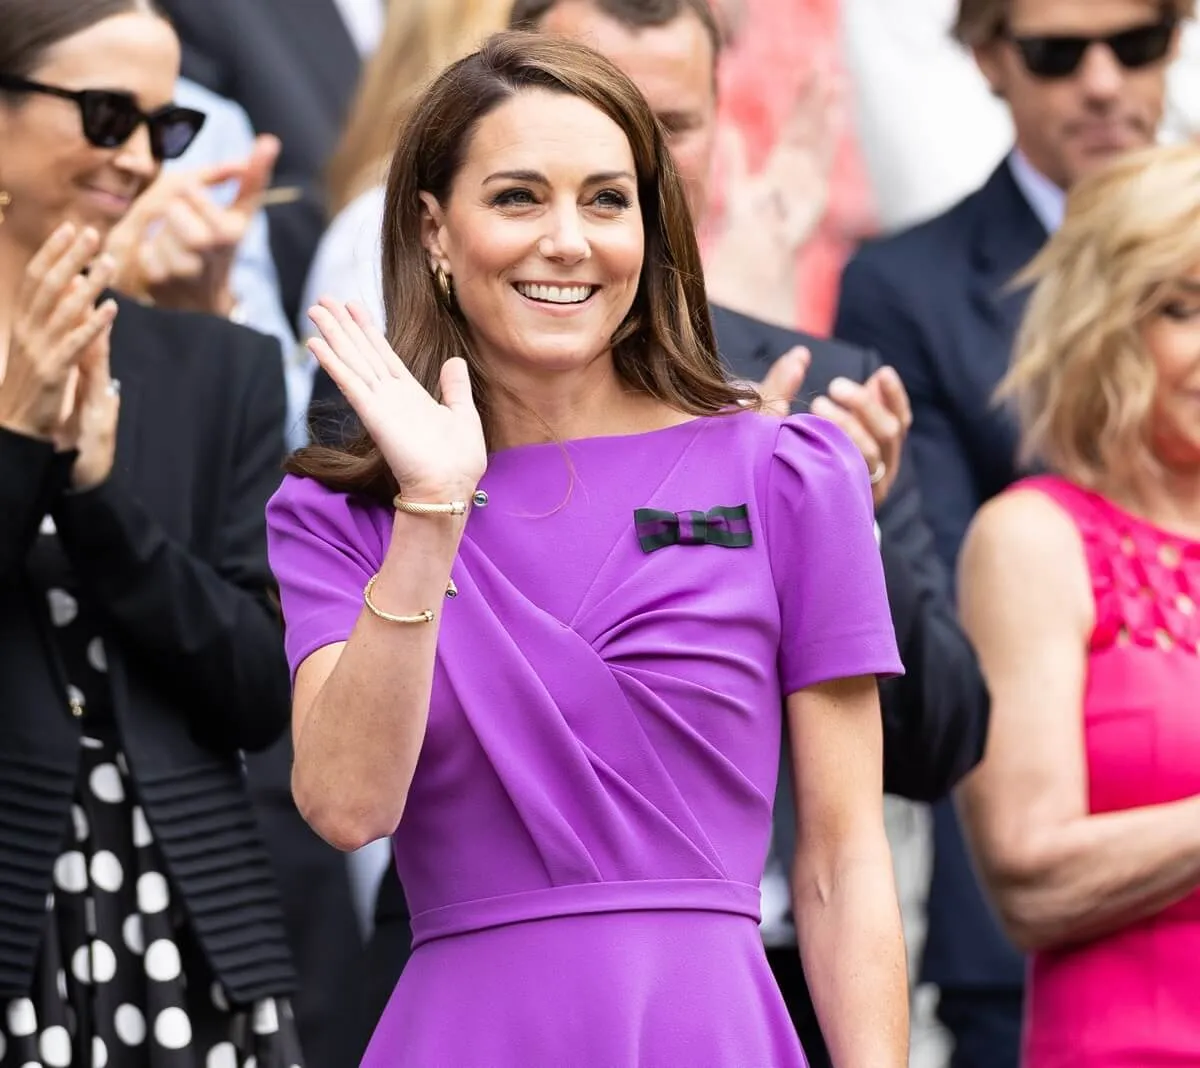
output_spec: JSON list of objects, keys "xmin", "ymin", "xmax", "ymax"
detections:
[{"xmin": 492, "ymin": 188, "xmax": 537, "ymax": 207}]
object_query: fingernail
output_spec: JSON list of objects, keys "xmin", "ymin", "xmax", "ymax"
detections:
[
  {"xmin": 811, "ymin": 396, "xmax": 834, "ymax": 415},
  {"xmin": 828, "ymin": 377, "xmax": 854, "ymax": 399}
]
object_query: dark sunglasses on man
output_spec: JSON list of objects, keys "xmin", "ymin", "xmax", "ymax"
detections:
[
  {"xmin": 0, "ymin": 73, "xmax": 206, "ymax": 160},
  {"xmin": 1003, "ymin": 16, "xmax": 1178, "ymax": 80}
]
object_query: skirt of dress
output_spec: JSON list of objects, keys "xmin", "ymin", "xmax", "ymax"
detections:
[{"xmin": 0, "ymin": 730, "xmax": 304, "ymax": 1068}]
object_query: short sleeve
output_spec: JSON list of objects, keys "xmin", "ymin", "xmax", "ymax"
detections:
[
  {"xmin": 766, "ymin": 414, "xmax": 904, "ymax": 695},
  {"xmin": 266, "ymin": 474, "xmax": 389, "ymax": 681}
]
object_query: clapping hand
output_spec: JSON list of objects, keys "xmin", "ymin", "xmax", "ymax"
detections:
[
  {"xmin": 810, "ymin": 367, "xmax": 912, "ymax": 509},
  {"xmin": 106, "ymin": 135, "xmax": 280, "ymax": 316},
  {"xmin": 0, "ymin": 223, "xmax": 118, "ymax": 441},
  {"xmin": 306, "ymin": 299, "xmax": 487, "ymax": 502}
]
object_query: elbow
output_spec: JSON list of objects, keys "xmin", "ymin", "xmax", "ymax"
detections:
[
  {"xmin": 976, "ymin": 853, "xmax": 1074, "ymax": 953},
  {"xmin": 291, "ymin": 768, "xmax": 403, "ymax": 854}
]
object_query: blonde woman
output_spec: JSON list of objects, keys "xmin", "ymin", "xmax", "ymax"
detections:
[
  {"xmin": 299, "ymin": 0, "xmax": 512, "ymax": 343},
  {"xmin": 958, "ymin": 142, "xmax": 1200, "ymax": 1067}
]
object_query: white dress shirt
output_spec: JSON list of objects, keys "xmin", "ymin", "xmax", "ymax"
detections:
[
  {"xmin": 331, "ymin": 0, "xmax": 384, "ymax": 57},
  {"xmin": 1007, "ymin": 148, "xmax": 1066, "ymax": 235}
]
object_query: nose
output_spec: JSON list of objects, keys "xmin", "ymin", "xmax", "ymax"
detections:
[
  {"xmin": 112, "ymin": 121, "xmax": 159, "ymax": 183},
  {"xmin": 1076, "ymin": 41, "xmax": 1125, "ymax": 102},
  {"xmin": 537, "ymin": 202, "xmax": 591, "ymax": 265}
]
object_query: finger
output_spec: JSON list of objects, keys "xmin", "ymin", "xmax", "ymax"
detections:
[
  {"xmin": 757, "ymin": 346, "xmax": 811, "ymax": 413},
  {"xmin": 230, "ymin": 135, "xmax": 281, "ymax": 215},
  {"xmin": 827, "ymin": 376, "xmax": 901, "ymax": 448},
  {"xmin": 154, "ymin": 229, "xmax": 207, "ymax": 280},
  {"xmin": 19, "ymin": 222, "xmax": 77, "ymax": 307},
  {"xmin": 872, "ymin": 366, "xmax": 913, "ymax": 432},
  {"xmin": 181, "ymin": 185, "xmax": 245, "ymax": 247},
  {"xmin": 716, "ymin": 121, "xmax": 751, "ymax": 191},
  {"xmin": 58, "ymin": 300, "xmax": 119, "ymax": 368},
  {"xmin": 345, "ymin": 301, "xmax": 412, "ymax": 380},
  {"xmin": 46, "ymin": 253, "xmax": 117, "ymax": 338},
  {"xmin": 28, "ymin": 227, "xmax": 101, "ymax": 322},
  {"xmin": 810, "ymin": 396, "xmax": 882, "ymax": 473},
  {"xmin": 439, "ymin": 357, "xmax": 477, "ymax": 415},
  {"xmin": 308, "ymin": 304, "xmax": 380, "ymax": 384},
  {"xmin": 306, "ymin": 334, "xmax": 376, "ymax": 415},
  {"xmin": 165, "ymin": 196, "xmax": 217, "ymax": 251}
]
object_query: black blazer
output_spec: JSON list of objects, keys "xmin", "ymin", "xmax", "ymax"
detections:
[
  {"xmin": 833, "ymin": 160, "xmax": 1045, "ymax": 991},
  {"xmin": 306, "ymin": 303, "xmax": 990, "ymax": 1063},
  {"xmin": 0, "ymin": 297, "xmax": 295, "ymax": 1001},
  {"xmin": 157, "ymin": 0, "xmax": 364, "ymax": 319}
]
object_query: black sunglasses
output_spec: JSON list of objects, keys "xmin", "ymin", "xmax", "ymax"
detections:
[
  {"xmin": 1004, "ymin": 18, "xmax": 1177, "ymax": 79},
  {"xmin": 0, "ymin": 73, "xmax": 206, "ymax": 160}
]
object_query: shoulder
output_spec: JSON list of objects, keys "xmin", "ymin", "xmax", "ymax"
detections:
[
  {"xmin": 324, "ymin": 185, "xmax": 387, "ymax": 246},
  {"xmin": 267, "ymin": 474, "xmax": 391, "ymax": 559},
  {"xmin": 113, "ymin": 297, "xmax": 277, "ymax": 358},
  {"xmin": 961, "ymin": 483, "xmax": 1089, "ymax": 596}
]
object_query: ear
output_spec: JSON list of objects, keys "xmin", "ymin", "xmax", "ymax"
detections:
[
  {"xmin": 973, "ymin": 42, "xmax": 1008, "ymax": 99},
  {"xmin": 419, "ymin": 191, "xmax": 450, "ymax": 272}
]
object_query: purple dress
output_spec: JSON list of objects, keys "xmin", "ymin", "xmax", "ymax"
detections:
[{"xmin": 267, "ymin": 412, "xmax": 901, "ymax": 1066}]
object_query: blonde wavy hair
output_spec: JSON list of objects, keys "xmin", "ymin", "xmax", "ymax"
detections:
[
  {"xmin": 324, "ymin": 0, "xmax": 512, "ymax": 215},
  {"xmin": 1000, "ymin": 142, "xmax": 1200, "ymax": 488}
]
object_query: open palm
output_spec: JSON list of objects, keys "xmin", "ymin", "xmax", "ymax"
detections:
[{"xmin": 307, "ymin": 299, "xmax": 487, "ymax": 501}]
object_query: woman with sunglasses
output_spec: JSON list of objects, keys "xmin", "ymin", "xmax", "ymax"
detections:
[{"xmin": 0, "ymin": 1, "xmax": 303, "ymax": 1065}]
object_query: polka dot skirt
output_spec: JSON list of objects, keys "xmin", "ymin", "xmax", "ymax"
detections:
[
  {"xmin": 7, "ymin": 518, "xmax": 304, "ymax": 1065},
  {"xmin": 0, "ymin": 731, "xmax": 305, "ymax": 1067}
]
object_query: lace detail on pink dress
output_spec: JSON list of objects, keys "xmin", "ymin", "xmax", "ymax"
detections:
[{"xmin": 1022, "ymin": 476, "xmax": 1200, "ymax": 654}]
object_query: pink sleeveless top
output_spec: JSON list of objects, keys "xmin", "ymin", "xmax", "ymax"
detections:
[{"xmin": 1018, "ymin": 476, "xmax": 1200, "ymax": 1067}]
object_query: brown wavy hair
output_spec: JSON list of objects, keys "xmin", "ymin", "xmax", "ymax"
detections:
[
  {"xmin": 288, "ymin": 30, "xmax": 753, "ymax": 501},
  {"xmin": 999, "ymin": 142, "xmax": 1200, "ymax": 488}
]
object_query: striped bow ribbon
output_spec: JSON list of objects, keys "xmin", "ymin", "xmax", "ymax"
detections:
[{"xmin": 633, "ymin": 505, "xmax": 753, "ymax": 554}]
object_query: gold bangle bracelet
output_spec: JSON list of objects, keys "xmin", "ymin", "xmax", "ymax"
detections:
[
  {"xmin": 393, "ymin": 496, "xmax": 467, "ymax": 517},
  {"xmin": 363, "ymin": 574, "xmax": 435, "ymax": 625}
]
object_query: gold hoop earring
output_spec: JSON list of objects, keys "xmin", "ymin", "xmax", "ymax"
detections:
[
  {"xmin": 0, "ymin": 191, "xmax": 10, "ymax": 225},
  {"xmin": 433, "ymin": 264, "xmax": 452, "ymax": 306}
]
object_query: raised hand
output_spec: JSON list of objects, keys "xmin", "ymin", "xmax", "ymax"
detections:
[
  {"xmin": 306, "ymin": 299, "xmax": 487, "ymax": 502},
  {"xmin": 106, "ymin": 134, "xmax": 280, "ymax": 316},
  {"xmin": 0, "ymin": 223, "xmax": 118, "ymax": 440}
]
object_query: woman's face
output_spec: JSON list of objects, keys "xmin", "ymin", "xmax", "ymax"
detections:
[
  {"xmin": 1142, "ymin": 263, "xmax": 1200, "ymax": 468},
  {"xmin": 422, "ymin": 87, "xmax": 645, "ymax": 381},
  {"xmin": 0, "ymin": 13, "xmax": 180, "ymax": 255}
]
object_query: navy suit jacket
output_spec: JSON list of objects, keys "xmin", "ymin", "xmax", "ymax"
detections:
[{"xmin": 834, "ymin": 160, "xmax": 1047, "ymax": 990}]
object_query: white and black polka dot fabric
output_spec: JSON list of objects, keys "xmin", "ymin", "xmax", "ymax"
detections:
[{"xmin": 2, "ymin": 522, "xmax": 305, "ymax": 1067}]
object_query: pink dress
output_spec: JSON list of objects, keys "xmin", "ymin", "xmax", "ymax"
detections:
[{"xmin": 1019, "ymin": 476, "xmax": 1200, "ymax": 1067}]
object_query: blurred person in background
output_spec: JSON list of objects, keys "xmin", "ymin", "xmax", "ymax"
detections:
[
  {"xmin": 155, "ymin": 0, "xmax": 377, "ymax": 325},
  {"xmin": 0, "ymin": 0, "xmax": 302, "ymax": 1063},
  {"xmin": 835, "ymin": 3, "xmax": 1191, "ymax": 1063},
  {"xmin": 958, "ymin": 142, "xmax": 1200, "ymax": 1066}
]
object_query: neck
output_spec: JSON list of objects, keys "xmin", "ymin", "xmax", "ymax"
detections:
[
  {"xmin": 486, "ymin": 352, "xmax": 681, "ymax": 451},
  {"xmin": 0, "ymin": 235, "xmax": 32, "ymax": 369},
  {"xmin": 1101, "ymin": 461, "xmax": 1200, "ymax": 540}
]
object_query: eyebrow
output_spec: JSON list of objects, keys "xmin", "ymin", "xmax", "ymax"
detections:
[{"xmin": 483, "ymin": 169, "xmax": 637, "ymax": 185}]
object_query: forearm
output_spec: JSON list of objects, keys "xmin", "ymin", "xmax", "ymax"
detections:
[
  {"xmin": 793, "ymin": 837, "xmax": 909, "ymax": 1068},
  {"xmin": 975, "ymin": 793, "xmax": 1200, "ymax": 950},
  {"xmin": 52, "ymin": 479, "xmax": 290, "ymax": 750},
  {"xmin": 293, "ymin": 511, "xmax": 462, "ymax": 851}
]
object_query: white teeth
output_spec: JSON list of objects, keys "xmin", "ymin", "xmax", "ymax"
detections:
[{"xmin": 515, "ymin": 283, "xmax": 594, "ymax": 304}]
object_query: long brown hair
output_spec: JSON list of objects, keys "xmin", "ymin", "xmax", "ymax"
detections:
[
  {"xmin": 289, "ymin": 31, "xmax": 753, "ymax": 501},
  {"xmin": 324, "ymin": 0, "xmax": 511, "ymax": 216}
]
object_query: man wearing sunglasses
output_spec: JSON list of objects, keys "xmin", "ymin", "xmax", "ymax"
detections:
[{"xmin": 833, "ymin": 2, "xmax": 1191, "ymax": 1067}]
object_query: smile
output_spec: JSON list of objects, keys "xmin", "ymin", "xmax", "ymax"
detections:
[{"xmin": 514, "ymin": 283, "xmax": 597, "ymax": 305}]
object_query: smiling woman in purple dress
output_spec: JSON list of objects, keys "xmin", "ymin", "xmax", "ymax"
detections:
[{"xmin": 267, "ymin": 30, "xmax": 908, "ymax": 1068}]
